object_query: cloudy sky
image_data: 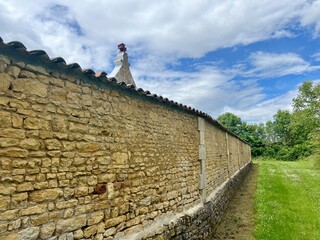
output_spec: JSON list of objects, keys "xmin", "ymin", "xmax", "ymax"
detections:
[{"xmin": 1, "ymin": 0, "xmax": 319, "ymax": 122}]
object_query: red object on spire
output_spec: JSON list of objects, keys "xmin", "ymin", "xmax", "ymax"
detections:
[{"xmin": 118, "ymin": 43, "xmax": 127, "ymax": 52}]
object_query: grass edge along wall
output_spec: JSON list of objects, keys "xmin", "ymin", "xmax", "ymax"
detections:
[{"xmin": 0, "ymin": 39, "xmax": 251, "ymax": 239}]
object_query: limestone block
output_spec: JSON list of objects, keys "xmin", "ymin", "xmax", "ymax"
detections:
[
  {"xmin": 111, "ymin": 152, "xmax": 128, "ymax": 164},
  {"xmin": 11, "ymin": 192, "xmax": 28, "ymax": 207},
  {"xmin": 103, "ymin": 227, "xmax": 116, "ymax": 237},
  {"xmin": 12, "ymin": 78, "xmax": 47, "ymax": 97},
  {"xmin": 88, "ymin": 211, "xmax": 105, "ymax": 226},
  {"xmin": 17, "ymin": 182, "xmax": 34, "ymax": 192},
  {"xmin": 0, "ymin": 196, "xmax": 10, "ymax": 211},
  {"xmin": 58, "ymin": 232, "xmax": 74, "ymax": 240},
  {"xmin": 0, "ymin": 147, "xmax": 28, "ymax": 158},
  {"xmin": 83, "ymin": 224, "xmax": 99, "ymax": 238},
  {"xmin": 50, "ymin": 86, "xmax": 67, "ymax": 102},
  {"xmin": 0, "ymin": 209, "xmax": 19, "ymax": 221},
  {"xmin": 76, "ymin": 142, "xmax": 100, "ymax": 152},
  {"xmin": 0, "ymin": 128, "xmax": 25, "ymax": 139},
  {"xmin": 24, "ymin": 117, "xmax": 50, "ymax": 130},
  {"xmin": 20, "ymin": 204, "xmax": 47, "ymax": 216},
  {"xmin": 56, "ymin": 200, "xmax": 78, "ymax": 210},
  {"xmin": 0, "ymin": 73, "xmax": 11, "ymax": 92},
  {"xmin": 82, "ymin": 94, "xmax": 92, "ymax": 106},
  {"xmin": 20, "ymin": 138, "xmax": 40, "ymax": 150},
  {"xmin": 96, "ymin": 156, "xmax": 111, "ymax": 165},
  {"xmin": 69, "ymin": 122, "xmax": 88, "ymax": 134},
  {"xmin": 11, "ymin": 114, "xmax": 23, "ymax": 128},
  {"xmin": 0, "ymin": 137, "xmax": 19, "ymax": 147},
  {"xmin": 98, "ymin": 173, "xmax": 116, "ymax": 182},
  {"xmin": 52, "ymin": 116, "xmax": 68, "ymax": 132},
  {"xmin": 49, "ymin": 77, "xmax": 64, "ymax": 88},
  {"xmin": 0, "ymin": 184, "xmax": 16, "ymax": 195},
  {"xmin": 65, "ymin": 81, "xmax": 81, "ymax": 93},
  {"xmin": 8, "ymin": 65, "xmax": 21, "ymax": 77},
  {"xmin": 29, "ymin": 188, "xmax": 63, "ymax": 202},
  {"xmin": 4, "ymin": 227, "xmax": 40, "ymax": 240},
  {"xmin": 0, "ymin": 111, "xmax": 11, "ymax": 128},
  {"xmin": 105, "ymin": 215, "xmax": 126, "ymax": 228},
  {"xmin": 73, "ymin": 229, "xmax": 84, "ymax": 239},
  {"xmin": 56, "ymin": 214, "xmax": 87, "ymax": 234},
  {"xmin": 45, "ymin": 139, "xmax": 61, "ymax": 150},
  {"xmin": 7, "ymin": 219, "xmax": 21, "ymax": 231},
  {"xmin": 39, "ymin": 222, "xmax": 55, "ymax": 239}
]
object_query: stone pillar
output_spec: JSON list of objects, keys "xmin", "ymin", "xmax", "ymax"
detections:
[
  {"xmin": 225, "ymin": 133, "xmax": 231, "ymax": 178},
  {"xmin": 198, "ymin": 117, "xmax": 206, "ymax": 203}
]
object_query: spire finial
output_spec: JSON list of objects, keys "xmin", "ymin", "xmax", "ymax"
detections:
[{"xmin": 118, "ymin": 43, "xmax": 126, "ymax": 52}]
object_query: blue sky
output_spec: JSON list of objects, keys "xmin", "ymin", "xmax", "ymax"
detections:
[{"xmin": 0, "ymin": 0, "xmax": 319, "ymax": 122}]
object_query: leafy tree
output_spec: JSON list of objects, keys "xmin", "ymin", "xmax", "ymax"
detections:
[{"xmin": 217, "ymin": 112, "xmax": 243, "ymax": 135}]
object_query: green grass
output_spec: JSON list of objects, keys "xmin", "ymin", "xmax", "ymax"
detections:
[{"xmin": 254, "ymin": 157, "xmax": 320, "ymax": 240}]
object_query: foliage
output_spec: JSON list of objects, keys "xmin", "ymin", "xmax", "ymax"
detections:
[
  {"xmin": 217, "ymin": 81, "xmax": 320, "ymax": 160},
  {"xmin": 254, "ymin": 159, "xmax": 320, "ymax": 239}
]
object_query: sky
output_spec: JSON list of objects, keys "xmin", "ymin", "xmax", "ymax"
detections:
[{"xmin": 0, "ymin": 0, "xmax": 319, "ymax": 123}]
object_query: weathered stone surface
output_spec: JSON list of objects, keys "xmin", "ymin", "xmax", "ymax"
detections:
[
  {"xmin": 0, "ymin": 111, "xmax": 11, "ymax": 127},
  {"xmin": 111, "ymin": 152, "xmax": 128, "ymax": 164},
  {"xmin": 88, "ymin": 211, "xmax": 104, "ymax": 226},
  {"xmin": 12, "ymin": 78, "xmax": 47, "ymax": 97},
  {"xmin": 17, "ymin": 182, "xmax": 34, "ymax": 192},
  {"xmin": 8, "ymin": 65, "xmax": 21, "ymax": 77},
  {"xmin": 20, "ymin": 138, "xmax": 40, "ymax": 150},
  {"xmin": 0, "ymin": 128, "xmax": 25, "ymax": 139},
  {"xmin": 19, "ymin": 227, "xmax": 40, "ymax": 240},
  {"xmin": 20, "ymin": 204, "xmax": 47, "ymax": 216},
  {"xmin": 29, "ymin": 189, "xmax": 63, "ymax": 202},
  {"xmin": 0, "ymin": 196, "xmax": 10, "ymax": 210},
  {"xmin": 76, "ymin": 142, "xmax": 100, "ymax": 152},
  {"xmin": 56, "ymin": 214, "xmax": 87, "ymax": 234},
  {"xmin": 39, "ymin": 222, "xmax": 55, "ymax": 239},
  {"xmin": 105, "ymin": 215, "xmax": 126, "ymax": 228},
  {"xmin": 0, "ymin": 138, "xmax": 19, "ymax": 147},
  {"xmin": 24, "ymin": 118, "xmax": 50, "ymax": 130},
  {"xmin": 0, "ymin": 148, "xmax": 28, "ymax": 157},
  {"xmin": 0, "ymin": 73, "xmax": 11, "ymax": 92},
  {"xmin": 45, "ymin": 139, "xmax": 61, "ymax": 150},
  {"xmin": 0, "ymin": 209, "xmax": 19, "ymax": 221},
  {"xmin": 0, "ymin": 184, "xmax": 16, "ymax": 195},
  {"xmin": 52, "ymin": 116, "xmax": 68, "ymax": 132}
]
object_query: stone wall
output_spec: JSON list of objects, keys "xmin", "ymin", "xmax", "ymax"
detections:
[{"xmin": 0, "ymin": 41, "xmax": 251, "ymax": 240}]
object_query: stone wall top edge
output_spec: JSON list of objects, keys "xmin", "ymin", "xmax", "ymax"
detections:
[{"xmin": 0, "ymin": 37, "xmax": 248, "ymax": 145}]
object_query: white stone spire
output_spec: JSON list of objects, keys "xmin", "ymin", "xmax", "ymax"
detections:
[{"xmin": 109, "ymin": 43, "xmax": 136, "ymax": 87}]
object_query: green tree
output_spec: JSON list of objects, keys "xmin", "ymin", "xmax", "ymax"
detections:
[{"xmin": 217, "ymin": 112, "xmax": 243, "ymax": 135}]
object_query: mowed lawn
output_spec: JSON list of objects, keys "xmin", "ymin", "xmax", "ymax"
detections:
[{"xmin": 254, "ymin": 158, "xmax": 320, "ymax": 240}]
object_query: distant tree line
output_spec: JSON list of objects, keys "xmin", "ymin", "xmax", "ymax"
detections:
[{"xmin": 217, "ymin": 81, "xmax": 320, "ymax": 160}]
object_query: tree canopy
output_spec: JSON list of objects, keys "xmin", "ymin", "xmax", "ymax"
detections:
[{"xmin": 217, "ymin": 81, "xmax": 320, "ymax": 160}]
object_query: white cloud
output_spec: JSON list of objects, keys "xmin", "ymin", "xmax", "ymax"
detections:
[
  {"xmin": 0, "ymin": 0, "xmax": 310, "ymax": 68},
  {"xmin": 300, "ymin": 0, "xmax": 320, "ymax": 35},
  {"xmin": 312, "ymin": 52, "xmax": 320, "ymax": 62},
  {"xmin": 0, "ymin": 0, "xmax": 320, "ymax": 124},
  {"xmin": 243, "ymin": 52, "xmax": 320, "ymax": 78}
]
